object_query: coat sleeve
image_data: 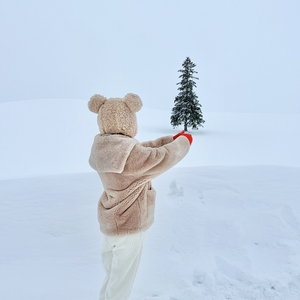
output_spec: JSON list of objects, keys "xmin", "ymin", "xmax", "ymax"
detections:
[
  {"xmin": 140, "ymin": 135, "xmax": 174, "ymax": 148},
  {"xmin": 124, "ymin": 135, "xmax": 190, "ymax": 178}
]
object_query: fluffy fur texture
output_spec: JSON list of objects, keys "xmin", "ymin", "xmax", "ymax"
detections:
[
  {"xmin": 89, "ymin": 134, "xmax": 190, "ymax": 236},
  {"xmin": 88, "ymin": 93, "xmax": 190, "ymax": 235},
  {"xmin": 88, "ymin": 93, "xmax": 141, "ymax": 138},
  {"xmin": 88, "ymin": 94, "xmax": 107, "ymax": 113},
  {"xmin": 124, "ymin": 93, "xmax": 142, "ymax": 113}
]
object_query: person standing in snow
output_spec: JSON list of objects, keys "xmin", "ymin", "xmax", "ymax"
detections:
[{"xmin": 88, "ymin": 93, "xmax": 192, "ymax": 300}]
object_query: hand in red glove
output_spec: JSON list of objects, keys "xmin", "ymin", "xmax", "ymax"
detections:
[
  {"xmin": 173, "ymin": 130, "xmax": 193, "ymax": 145},
  {"xmin": 173, "ymin": 130, "xmax": 185, "ymax": 140},
  {"xmin": 182, "ymin": 133, "xmax": 193, "ymax": 145}
]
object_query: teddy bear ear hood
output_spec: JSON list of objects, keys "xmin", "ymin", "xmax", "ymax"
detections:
[
  {"xmin": 88, "ymin": 94, "xmax": 107, "ymax": 113},
  {"xmin": 89, "ymin": 93, "xmax": 143, "ymax": 138},
  {"xmin": 124, "ymin": 93, "xmax": 143, "ymax": 113}
]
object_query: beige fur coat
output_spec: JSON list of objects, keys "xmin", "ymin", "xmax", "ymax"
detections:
[{"xmin": 89, "ymin": 134, "xmax": 190, "ymax": 236}]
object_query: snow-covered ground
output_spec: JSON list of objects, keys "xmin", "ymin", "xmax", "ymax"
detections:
[{"xmin": 1, "ymin": 99, "xmax": 300, "ymax": 299}]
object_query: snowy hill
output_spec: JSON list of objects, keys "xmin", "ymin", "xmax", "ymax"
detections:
[
  {"xmin": 1, "ymin": 99, "xmax": 300, "ymax": 299},
  {"xmin": 1, "ymin": 99, "xmax": 300, "ymax": 179}
]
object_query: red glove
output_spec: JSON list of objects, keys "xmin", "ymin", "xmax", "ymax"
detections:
[
  {"xmin": 173, "ymin": 130, "xmax": 193, "ymax": 145},
  {"xmin": 182, "ymin": 133, "xmax": 193, "ymax": 145},
  {"xmin": 173, "ymin": 130, "xmax": 185, "ymax": 140}
]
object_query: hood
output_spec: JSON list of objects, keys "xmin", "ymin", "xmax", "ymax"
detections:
[{"xmin": 91, "ymin": 134, "xmax": 137, "ymax": 173}]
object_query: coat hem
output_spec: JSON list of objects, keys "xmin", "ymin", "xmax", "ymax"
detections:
[{"xmin": 100, "ymin": 219, "xmax": 153, "ymax": 236}]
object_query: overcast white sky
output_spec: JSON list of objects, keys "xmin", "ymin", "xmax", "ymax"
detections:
[{"xmin": 1, "ymin": 0, "xmax": 299, "ymax": 113}]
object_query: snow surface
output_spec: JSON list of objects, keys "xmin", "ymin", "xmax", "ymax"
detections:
[{"xmin": 1, "ymin": 99, "xmax": 300, "ymax": 299}]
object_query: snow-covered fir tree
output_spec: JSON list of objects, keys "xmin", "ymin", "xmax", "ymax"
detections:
[{"xmin": 171, "ymin": 57, "xmax": 205, "ymax": 131}]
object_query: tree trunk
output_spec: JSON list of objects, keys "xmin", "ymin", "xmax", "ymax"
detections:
[{"xmin": 184, "ymin": 122, "xmax": 187, "ymax": 131}]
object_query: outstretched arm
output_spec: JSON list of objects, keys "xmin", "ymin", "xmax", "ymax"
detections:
[
  {"xmin": 140, "ymin": 135, "xmax": 174, "ymax": 148},
  {"xmin": 126, "ymin": 135, "xmax": 190, "ymax": 178},
  {"xmin": 141, "ymin": 130, "xmax": 192, "ymax": 148}
]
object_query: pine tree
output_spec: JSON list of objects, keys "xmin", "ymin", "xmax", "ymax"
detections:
[{"xmin": 171, "ymin": 57, "xmax": 205, "ymax": 131}]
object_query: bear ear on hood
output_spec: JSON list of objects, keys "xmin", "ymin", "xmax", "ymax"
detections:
[
  {"xmin": 88, "ymin": 94, "xmax": 107, "ymax": 113},
  {"xmin": 124, "ymin": 93, "xmax": 143, "ymax": 113}
]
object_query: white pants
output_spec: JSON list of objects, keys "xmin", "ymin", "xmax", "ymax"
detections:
[{"xmin": 99, "ymin": 231, "xmax": 146, "ymax": 300}]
